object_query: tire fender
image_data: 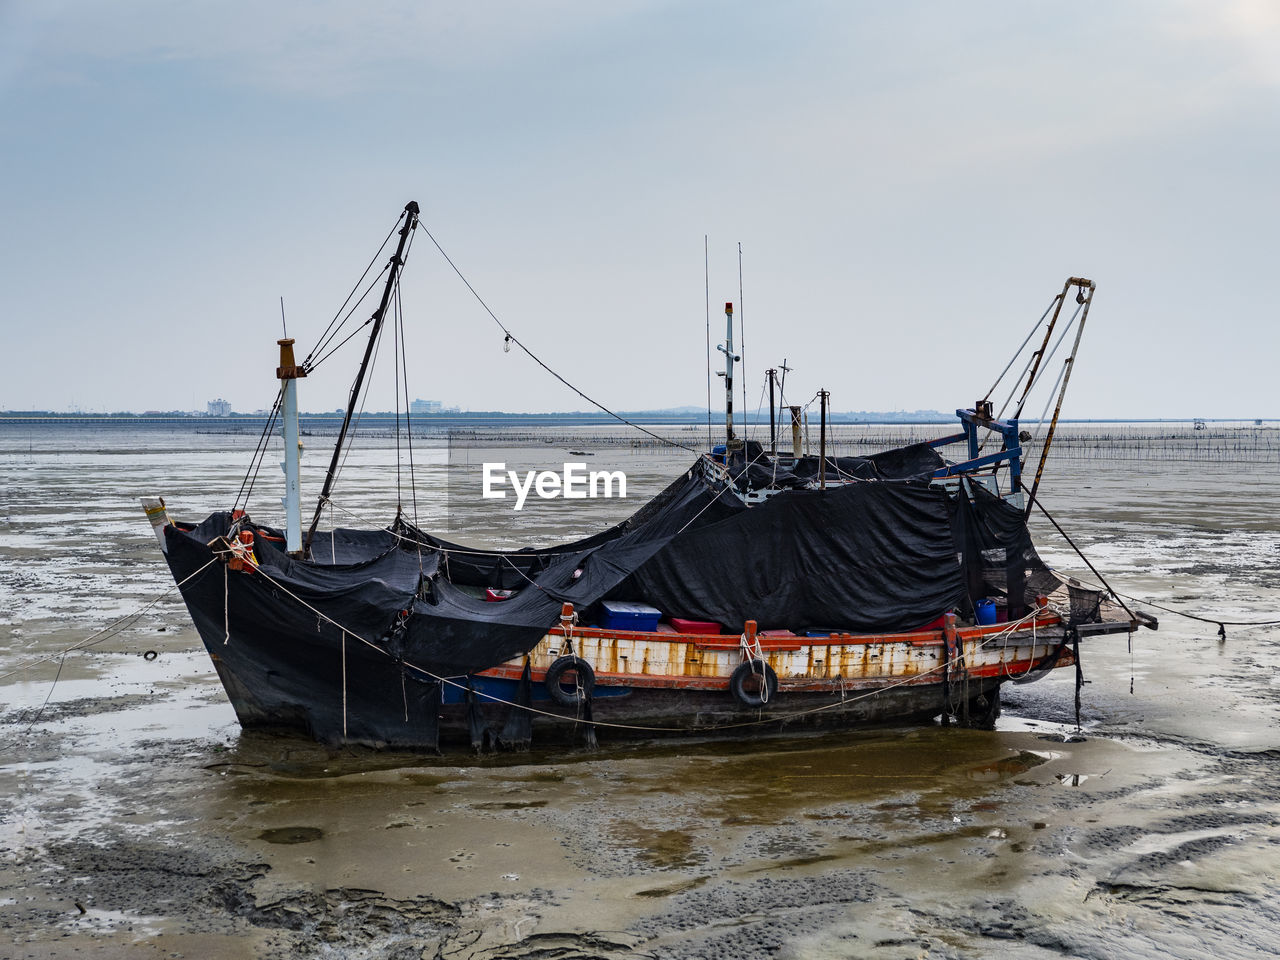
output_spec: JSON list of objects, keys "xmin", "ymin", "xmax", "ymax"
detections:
[
  {"xmin": 729, "ymin": 660, "xmax": 777, "ymax": 708},
  {"xmin": 544, "ymin": 656, "xmax": 595, "ymax": 706}
]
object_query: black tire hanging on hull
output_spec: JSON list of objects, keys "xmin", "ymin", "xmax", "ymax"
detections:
[
  {"xmin": 729, "ymin": 661, "xmax": 778, "ymax": 708},
  {"xmin": 544, "ymin": 656, "xmax": 595, "ymax": 706}
]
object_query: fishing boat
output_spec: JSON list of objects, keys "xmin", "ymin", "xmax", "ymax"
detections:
[{"xmin": 141, "ymin": 201, "xmax": 1152, "ymax": 751}]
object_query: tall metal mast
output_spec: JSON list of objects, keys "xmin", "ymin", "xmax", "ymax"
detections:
[
  {"xmin": 304, "ymin": 200, "xmax": 419, "ymax": 555},
  {"xmin": 717, "ymin": 302, "xmax": 741, "ymax": 450},
  {"xmin": 818, "ymin": 389, "xmax": 830, "ymax": 489},
  {"xmin": 1024, "ymin": 277, "xmax": 1095, "ymax": 517},
  {"xmin": 766, "ymin": 368, "xmax": 778, "ymax": 457}
]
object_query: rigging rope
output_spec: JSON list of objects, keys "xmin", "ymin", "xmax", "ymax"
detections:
[
  {"xmin": 232, "ymin": 387, "xmax": 283, "ymax": 516},
  {"xmin": 232, "ymin": 212, "xmax": 405, "ymax": 519},
  {"xmin": 1023, "ymin": 300, "xmax": 1083, "ymax": 417},
  {"xmin": 395, "ymin": 279, "xmax": 422, "ymax": 538},
  {"xmin": 304, "ymin": 214, "xmax": 401, "ymax": 371},
  {"xmin": 983, "ymin": 294, "xmax": 1061, "ymax": 403},
  {"xmin": 418, "ymin": 224, "xmax": 701, "ymax": 454},
  {"xmin": 332, "ymin": 314, "xmax": 386, "ymax": 493},
  {"xmin": 978, "ymin": 297, "xmax": 1084, "ymax": 457},
  {"xmin": 394, "ymin": 281, "xmax": 403, "ymax": 510},
  {"xmin": 307, "ymin": 300, "xmax": 385, "ymax": 373}
]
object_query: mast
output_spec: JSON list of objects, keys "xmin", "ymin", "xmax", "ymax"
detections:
[
  {"xmin": 1024, "ymin": 278, "xmax": 1095, "ymax": 517},
  {"xmin": 717, "ymin": 302, "xmax": 741, "ymax": 449},
  {"xmin": 766, "ymin": 368, "xmax": 777, "ymax": 457},
  {"xmin": 276, "ymin": 338, "xmax": 306, "ymax": 554},
  {"xmin": 818, "ymin": 389, "xmax": 829, "ymax": 489},
  {"xmin": 304, "ymin": 200, "xmax": 419, "ymax": 555}
]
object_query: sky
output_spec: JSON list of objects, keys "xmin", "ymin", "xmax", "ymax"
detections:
[{"xmin": 1, "ymin": 1, "xmax": 1278, "ymax": 418}]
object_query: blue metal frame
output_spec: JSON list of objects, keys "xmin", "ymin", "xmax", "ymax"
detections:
[
  {"xmin": 927, "ymin": 409, "xmax": 1023, "ymax": 491},
  {"xmin": 703, "ymin": 409, "xmax": 1024, "ymax": 492}
]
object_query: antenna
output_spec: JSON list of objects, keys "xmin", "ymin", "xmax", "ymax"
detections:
[
  {"xmin": 705, "ymin": 236, "xmax": 712, "ymax": 451},
  {"xmin": 778, "ymin": 358, "xmax": 792, "ymax": 428},
  {"xmin": 717, "ymin": 303, "xmax": 740, "ymax": 448},
  {"xmin": 279, "ymin": 297, "xmax": 288, "ymax": 338},
  {"xmin": 738, "ymin": 242, "xmax": 746, "ymax": 440},
  {"xmin": 766, "ymin": 367, "xmax": 777, "ymax": 456}
]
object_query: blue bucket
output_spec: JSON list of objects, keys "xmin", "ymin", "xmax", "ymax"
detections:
[{"xmin": 974, "ymin": 598, "xmax": 998, "ymax": 626}]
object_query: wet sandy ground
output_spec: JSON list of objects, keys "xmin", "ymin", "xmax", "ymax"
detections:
[{"xmin": 2, "ymin": 424, "xmax": 1280, "ymax": 959}]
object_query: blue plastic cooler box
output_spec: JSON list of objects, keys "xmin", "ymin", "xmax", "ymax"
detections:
[{"xmin": 600, "ymin": 600, "xmax": 662, "ymax": 632}]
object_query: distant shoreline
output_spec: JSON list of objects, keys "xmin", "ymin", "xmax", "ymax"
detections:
[{"xmin": 1, "ymin": 412, "xmax": 1275, "ymax": 427}]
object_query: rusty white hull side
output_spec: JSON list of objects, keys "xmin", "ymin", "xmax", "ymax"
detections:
[
  {"xmin": 450, "ymin": 617, "xmax": 1074, "ymax": 742},
  {"xmin": 481, "ymin": 617, "xmax": 1068, "ymax": 691}
]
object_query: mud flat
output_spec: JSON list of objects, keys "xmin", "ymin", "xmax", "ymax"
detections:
[{"xmin": 2, "ymin": 425, "xmax": 1279, "ymax": 959}]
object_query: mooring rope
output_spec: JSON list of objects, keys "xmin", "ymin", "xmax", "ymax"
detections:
[
  {"xmin": 1053, "ymin": 577, "xmax": 1280, "ymax": 639},
  {"xmin": 0, "ymin": 557, "xmax": 219, "ymax": 682},
  {"xmin": 1028, "ymin": 493, "xmax": 1138, "ymax": 622},
  {"xmin": 1030, "ymin": 494, "xmax": 1280, "ymax": 638}
]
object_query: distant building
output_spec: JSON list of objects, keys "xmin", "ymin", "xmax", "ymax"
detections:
[
  {"xmin": 207, "ymin": 398, "xmax": 232, "ymax": 416},
  {"xmin": 410, "ymin": 399, "xmax": 443, "ymax": 415}
]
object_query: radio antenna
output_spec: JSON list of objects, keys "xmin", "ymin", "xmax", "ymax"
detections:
[
  {"xmin": 738, "ymin": 242, "xmax": 746, "ymax": 438},
  {"xmin": 705, "ymin": 236, "xmax": 712, "ymax": 451}
]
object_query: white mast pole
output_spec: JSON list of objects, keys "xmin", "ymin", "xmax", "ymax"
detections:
[{"xmin": 277, "ymin": 338, "xmax": 306, "ymax": 555}]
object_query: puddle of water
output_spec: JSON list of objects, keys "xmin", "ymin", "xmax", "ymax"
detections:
[{"xmin": 257, "ymin": 826, "xmax": 324, "ymax": 844}]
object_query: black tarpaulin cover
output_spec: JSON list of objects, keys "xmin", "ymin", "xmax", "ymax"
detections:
[
  {"xmin": 163, "ymin": 453, "xmax": 1059, "ymax": 741},
  {"xmin": 723, "ymin": 440, "xmax": 947, "ymax": 491}
]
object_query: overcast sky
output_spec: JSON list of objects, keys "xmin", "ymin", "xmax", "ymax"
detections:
[{"xmin": 2, "ymin": 1, "xmax": 1277, "ymax": 418}]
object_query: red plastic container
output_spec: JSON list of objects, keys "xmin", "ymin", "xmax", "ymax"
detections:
[
  {"xmin": 485, "ymin": 588, "xmax": 514, "ymax": 602},
  {"xmin": 668, "ymin": 617, "xmax": 721, "ymax": 635}
]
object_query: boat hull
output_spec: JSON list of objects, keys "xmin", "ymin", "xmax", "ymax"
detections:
[
  {"xmin": 436, "ymin": 675, "xmax": 1015, "ymax": 745},
  {"xmin": 190, "ymin": 610, "xmax": 1075, "ymax": 749},
  {"xmin": 158, "ymin": 513, "xmax": 1105, "ymax": 752}
]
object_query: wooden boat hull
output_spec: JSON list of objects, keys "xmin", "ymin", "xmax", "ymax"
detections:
[
  {"xmin": 437, "ymin": 674, "xmax": 1016, "ymax": 744},
  {"xmin": 197, "ymin": 615, "xmax": 1078, "ymax": 749}
]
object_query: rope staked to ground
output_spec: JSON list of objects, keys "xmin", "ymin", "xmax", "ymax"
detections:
[
  {"xmin": 1032, "ymin": 496, "xmax": 1280, "ymax": 638},
  {"xmin": 0, "ymin": 557, "xmax": 219, "ymax": 683}
]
